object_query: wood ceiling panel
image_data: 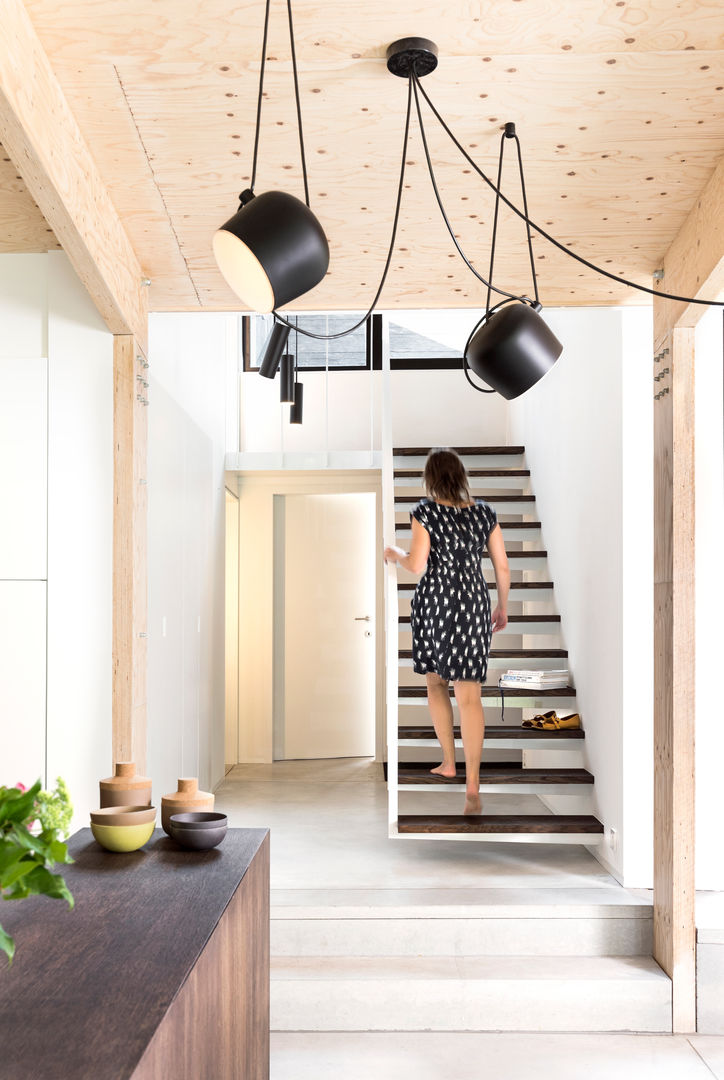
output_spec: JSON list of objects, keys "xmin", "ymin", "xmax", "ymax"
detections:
[
  {"xmin": 15, "ymin": 2, "xmax": 724, "ymax": 309},
  {"xmin": 0, "ymin": 142, "xmax": 60, "ymax": 252},
  {"xmin": 24, "ymin": 1, "xmax": 724, "ymax": 62}
]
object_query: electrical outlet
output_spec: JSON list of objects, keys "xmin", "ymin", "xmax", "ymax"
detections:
[{"xmin": 608, "ymin": 827, "xmax": 618, "ymax": 853}]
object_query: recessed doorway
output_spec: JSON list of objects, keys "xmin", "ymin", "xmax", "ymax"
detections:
[{"xmin": 273, "ymin": 492, "xmax": 376, "ymax": 761}]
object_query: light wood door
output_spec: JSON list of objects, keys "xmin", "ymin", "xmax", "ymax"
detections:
[{"xmin": 279, "ymin": 493, "xmax": 376, "ymax": 760}]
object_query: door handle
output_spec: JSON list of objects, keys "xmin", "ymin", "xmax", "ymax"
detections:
[{"xmin": 354, "ymin": 616, "xmax": 371, "ymax": 621}]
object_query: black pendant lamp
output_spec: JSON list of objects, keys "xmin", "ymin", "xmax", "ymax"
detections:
[
  {"xmin": 466, "ymin": 300, "xmax": 562, "ymax": 400},
  {"xmin": 462, "ymin": 123, "xmax": 561, "ymax": 400},
  {"xmin": 213, "ymin": 0, "xmax": 329, "ymax": 312},
  {"xmin": 214, "ymin": 190, "xmax": 329, "ymax": 313},
  {"xmin": 290, "ymin": 381, "xmax": 303, "ymax": 424},
  {"xmin": 259, "ymin": 321, "xmax": 291, "ymax": 379},
  {"xmin": 280, "ymin": 353, "xmax": 295, "ymax": 402}
]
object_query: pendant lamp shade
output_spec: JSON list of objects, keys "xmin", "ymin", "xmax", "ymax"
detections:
[
  {"xmin": 213, "ymin": 190, "xmax": 330, "ymax": 312},
  {"xmin": 280, "ymin": 354, "xmax": 295, "ymax": 402},
  {"xmin": 466, "ymin": 303, "xmax": 562, "ymax": 401},
  {"xmin": 259, "ymin": 322, "xmax": 291, "ymax": 379},
  {"xmin": 290, "ymin": 382, "xmax": 304, "ymax": 424}
]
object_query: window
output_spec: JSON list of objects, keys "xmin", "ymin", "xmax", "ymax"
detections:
[
  {"xmin": 388, "ymin": 309, "xmax": 474, "ymax": 369},
  {"xmin": 242, "ymin": 313, "xmax": 369, "ymax": 372}
]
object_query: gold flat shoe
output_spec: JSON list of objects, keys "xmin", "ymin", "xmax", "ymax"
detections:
[
  {"xmin": 521, "ymin": 710, "xmax": 557, "ymax": 729},
  {"xmin": 538, "ymin": 713, "xmax": 581, "ymax": 730}
]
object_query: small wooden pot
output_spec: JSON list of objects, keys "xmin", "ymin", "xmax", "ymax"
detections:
[
  {"xmin": 161, "ymin": 779, "xmax": 214, "ymax": 835},
  {"xmin": 99, "ymin": 762, "xmax": 152, "ymax": 809}
]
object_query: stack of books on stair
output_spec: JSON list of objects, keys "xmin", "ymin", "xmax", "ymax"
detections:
[{"xmin": 499, "ymin": 669, "xmax": 570, "ymax": 690}]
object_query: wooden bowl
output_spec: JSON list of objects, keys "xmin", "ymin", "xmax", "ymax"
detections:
[{"xmin": 90, "ymin": 805, "xmax": 157, "ymax": 828}]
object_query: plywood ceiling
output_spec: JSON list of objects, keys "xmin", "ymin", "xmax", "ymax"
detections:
[
  {"xmin": 0, "ymin": 141, "xmax": 60, "ymax": 252},
  {"xmin": 15, "ymin": 0, "xmax": 724, "ymax": 310}
]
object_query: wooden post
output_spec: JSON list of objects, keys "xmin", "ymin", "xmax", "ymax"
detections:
[
  {"xmin": 113, "ymin": 335, "xmax": 148, "ymax": 770},
  {"xmin": 653, "ymin": 321, "xmax": 696, "ymax": 1031}
]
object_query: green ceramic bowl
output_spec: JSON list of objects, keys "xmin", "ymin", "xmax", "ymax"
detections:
[{"xmin": 90, "ymin": 820, "xmax": 155, "ymax": 853}]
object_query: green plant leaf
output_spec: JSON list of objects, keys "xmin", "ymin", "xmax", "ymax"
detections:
[
  {"xmin": 0, "ymin": 781, "xmax": 42, "ymax": 825},
  {"xmin": 0, "ymin": 922, "xmax": 15, "ymax": 965},
  {"xmin": 0, "ymin": 842, "xmax": 27, "ymax": 878},
  {"xmin": 0, "ymin": 858, "xmax": 35, "ymax": 890},
  {"xmin": 13, "ymin": 866, "xmax": 74, "ymax": 908}
]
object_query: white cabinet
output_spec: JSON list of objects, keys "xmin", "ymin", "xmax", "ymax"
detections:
[
  {"xmin": 0, "ymin": 357, "xmax": 47, "ymax": 579},
  {"xmin": 0, "ymin": 581, "xmax": 47, "ymax": 788}
]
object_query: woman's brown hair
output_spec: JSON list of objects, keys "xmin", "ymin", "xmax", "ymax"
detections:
[{"xmin": 423, "ymin": 448, "xmax": 472, "ymax": 507}]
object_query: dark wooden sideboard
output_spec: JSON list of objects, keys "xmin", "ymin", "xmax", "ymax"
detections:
[{"xmin": 0, "ymin": 827, "xmax": 270, "ymax": 1080}]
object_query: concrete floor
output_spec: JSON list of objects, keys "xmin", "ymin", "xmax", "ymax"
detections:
[{"xmin": 215, "ymin": 759, "xmax": 724, "ymax": 1078}]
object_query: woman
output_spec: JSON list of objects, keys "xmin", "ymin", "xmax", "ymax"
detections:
[{"xmin": 384, "ymin": 448, "xmax": 510, "ymax": 815}]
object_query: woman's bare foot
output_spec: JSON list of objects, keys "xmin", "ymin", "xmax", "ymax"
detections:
[
  {"xmin": 430, "ymin": 763, "xmax": 457, "ymax": 778},
  {"xmin": 463, "ymin": 794, "xmax": 482, "ymax": 815}
]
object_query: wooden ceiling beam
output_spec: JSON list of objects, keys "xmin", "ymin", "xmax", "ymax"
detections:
[
  {"xmin": 654, "ymin": 153, "xmax": 724, "ymax": 342},
  {"xmin": 0, "ymin": 0, "xmax": 148, "ymax": 353}
]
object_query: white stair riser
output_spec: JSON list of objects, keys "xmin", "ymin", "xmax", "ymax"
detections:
[
  {"xmin": 270, "ymin": 917, "xmax": 652, "ymax": 958},
  {"xmin": 393, "ymin": 455, "xmax": 525, "ymax": 469},
  {"xmin": 399, "ymin": 738, "xmax": 584, "ymax": 752},
  {"xmin": 398, "ymin": 695, "xmax": 576, "ymax": 710},
  {"xmin": 395, "ymin": 498, "xmax": 537, "ymax": 514},
  {"xmin": 394, "ymin": 475, "xmax": 531, "ymax": 491},
  {"xmin": 395, "ymin": 550, "xmax": 548, "ymax": 571},
  {"xmin": 270, "ymin": 976, "xmax": 670, "ymax": 1032},
  {"xmin": 397, "ymin": 587, "xmax": 556, "ymax": 604},
  {"xmin": 395, "ymin": 523, "xmax": 542, "ymax": 542},
  {"xmin": 392, "ymin": 830, "xmax": 602, "ymax": 844},
  {"xmin": 398, "ymin": 623, "xmax": 562, "ymax": 639},
  {"xmin": 398, "ymin": 656, "xmax": 567, "ymax": 672}
]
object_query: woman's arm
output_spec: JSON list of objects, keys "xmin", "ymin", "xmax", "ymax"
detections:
[
  {"xmin": 384, "ymin": 517, "xmax": 430, "ymax": 575},
  {"xmin": 487, "ymin": 523, "xmax": 510, "ymax": 631}
]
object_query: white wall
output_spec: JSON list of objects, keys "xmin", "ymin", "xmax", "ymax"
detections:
[
  {"xmin": 695, "ymin": 307, "xmax": 724, "ymax": 891},
  {"xmin": 240, "ymin": 357, "xmax": 509, "ymax": 453},
  {"xmin": 509, "ymin": 306, "xmax": 654, "ymax": 886},
  {"xmin": 146, "ymin": 313, "xmax": 237, "ymax": 799},
  {"xmin": 0, "ymin": 253, "xmax": 113, "ymax": 829}
]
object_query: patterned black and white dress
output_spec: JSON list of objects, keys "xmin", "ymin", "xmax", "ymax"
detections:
[{"xmin": 410, "ymin": 498, "xmax": 498, "ymax": 682}]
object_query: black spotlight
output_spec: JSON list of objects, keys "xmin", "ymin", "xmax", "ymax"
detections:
[
  {"xmin": 280, "ymin": 354, "xmax": 295, "ymax": 402},
  {"xmin": 259, "ymin": 322, "xmax": 291, "ymax": 379},
  {"xmin": 213, "ymin": 189, "xmax": 329, "ymax": 312},
  {"xmin": 290, "ymin": 381, "xmax": 304, "ymax": 424},
  {"xmin": 466, "ymin": 302, "xmax": 562, "ymax": 400}
]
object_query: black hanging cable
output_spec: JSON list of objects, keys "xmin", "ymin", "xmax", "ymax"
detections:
[
  {"xmin": 249, "ymin": 0, "xmax": 272, "ymax": 193},
  {"xmin": 484, "ymin": 131, "xmax": 507, "ymax": 316},
  {"xmin": 512, "ymin": 130, "xmax": 540, "ymax": 308},
  {"xmin": 411, "ymin": 72, "xmax": 527, "ymax": 305},
  {"xmin": 272, "ymin": 74, "xmax": 414, "ymax": 340},
  {"xmin": 415, "ymin": 75, "xmax": 724, "ymax": 309},
  {"xmin": 286, "ymin": 0, "xmax": 310, "ymax": 208}
]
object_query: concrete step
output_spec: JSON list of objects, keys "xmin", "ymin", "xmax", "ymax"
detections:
[
  {"xmin": 270, "ymin": 890, "xmax": 653, "ymax": 958},
  {"xmin": 270, "ymin": 954, "xmax": 671, "ymax": 1032}
]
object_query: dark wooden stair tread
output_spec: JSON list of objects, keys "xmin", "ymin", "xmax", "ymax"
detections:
[
  {"xmin": 395, "ymin": 468, "xmax": 530, "ymax": 478},
  {"xmin": 398, "ymin": 649, "xmax": 568, "ymax": 659},
  {"xmin": 397, "ymin": 815, "xmax": 604, "ymax": 835},
  {"xmin": 397, "ymin": 581, "xmax": 554, "ymax": 593},
  {"xmin": 395, "ymin": 494, "xmax": 536, "ymax": 504},
  {"xmin": 398, "ymin": 614, "xmax": 561, "ymax": 625},
  {"xmin": 396, "ymin": 522, "xmax": 541, "ymax": 533},
  {"xmin": 399, "ymin": 685, "xmax": 576, "ymax": 698},
  {"xmin": 397, "ymin": 762, "xmax": 593, "ymax": 785},
  {"xmin": 398, "ymin": 724, "xmax": 584, "ymax": 740},
  {"xmin": 393, "ymin": 446, "xmax": 526, "ymax": 456}
]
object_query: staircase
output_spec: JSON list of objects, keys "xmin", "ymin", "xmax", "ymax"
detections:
[
  {"xmin": 270, "ymin": 888, "xmax": 670, "ymax": 1032},
  {"xmin": 384, "ymin": 445, "xmax": 604, "ymax": 843}
]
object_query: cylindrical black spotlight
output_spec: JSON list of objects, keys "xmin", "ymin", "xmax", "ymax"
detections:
[
  {"xmin": 213, "ymin": 189, "xmax": 330, "ymax": 312},
  {"xmin": 259, "ymin": 322, "xmax": 291, "ymax": 379},
  {"xmin": 280, "ymin": 353, "xmax": 295, "ymax": 402},
  {"xmin": 466, "ymin": 302, "xmax": 562, "ymax": 400},
  {"xmin": 290, "ymin": 382, "xmax": 304, "ymax": 424}
]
